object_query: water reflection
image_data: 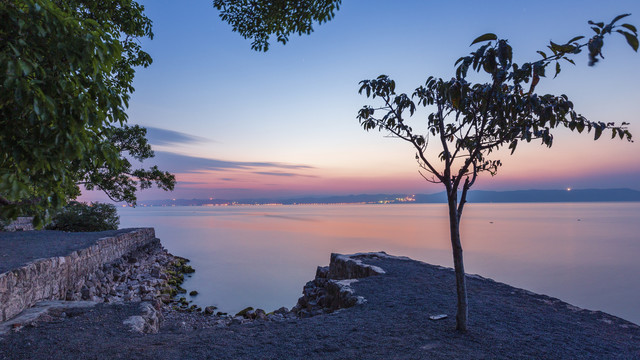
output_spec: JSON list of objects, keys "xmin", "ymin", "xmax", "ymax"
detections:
[{"xmin": 118, "ymin": 203, "xmax": 640, "ymax": 324}]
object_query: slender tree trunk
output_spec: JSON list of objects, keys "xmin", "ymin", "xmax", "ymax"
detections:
[{"xmin": 447, "ymin": 196, "xmax": 468, "ymax": 332}]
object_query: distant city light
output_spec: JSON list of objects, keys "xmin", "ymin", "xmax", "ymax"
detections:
[{"xmin": 567, "ymin": 187, "xmax": 572, "ymax": 191}]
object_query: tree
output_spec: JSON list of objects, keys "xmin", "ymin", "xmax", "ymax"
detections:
[
  {"xmin": 0, "ymin": 0, "xmax": 173, "ymax": 226},
  {"xmin": 214, "ymin": 0, "xmax": 342, "ymax": 51},
  {"xmin": 357, "ymin": 15, "xmax": 637, "ymax": 331},
  {"xmin": 2, "ymin": 0, "xmax": 340, "ymax": 226}
]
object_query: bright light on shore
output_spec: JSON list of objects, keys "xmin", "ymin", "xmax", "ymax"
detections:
[{"xmin": 567, "ymin": 187, "xmax": 572, "ymax": 191}]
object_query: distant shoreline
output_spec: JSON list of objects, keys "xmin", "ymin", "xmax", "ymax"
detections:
[{"xmin": 132, "ymin": 188, "xmax": 640, "ymax": 207}]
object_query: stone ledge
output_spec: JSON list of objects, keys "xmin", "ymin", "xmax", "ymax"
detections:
[
  {"xmin": 0, "ymin": 228, "xmax": 155, "ymax": 321},
  {"xmin": 293, "ymin": 252, "xmax": 391, "ymax": 317}
]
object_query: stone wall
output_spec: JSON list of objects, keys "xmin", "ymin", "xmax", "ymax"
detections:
[
  {"xmin": 0, "ymin": 228, "xmax": 156, "ymax": 321},
  {"xmin": 3, "ymin": 217, "xmax": 34, "ymax": 232}
]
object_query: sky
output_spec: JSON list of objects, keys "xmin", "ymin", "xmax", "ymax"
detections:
[{"xmin": 83, "ymin": 0, "xmax": 640, "ymax": 201}]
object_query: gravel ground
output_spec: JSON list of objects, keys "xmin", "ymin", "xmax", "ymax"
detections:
[
  {"xmin": 0, "ymin": 229, "xmax": 137, "ymax": 273},
  {"xmin": 2, "ymin": 256, "xmax": 639, "ymax": 359}
]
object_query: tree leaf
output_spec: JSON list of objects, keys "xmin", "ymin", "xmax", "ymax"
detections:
[
  {"xmin": 594, "ymin": 127, "xmax": 603, "ymax": 140},
  {"xmin": 470, "ymin": 33, "xmax": 497, "ymax": 46},
  {"xmin": 610, "ymin": 14, "xmax": 631, "ymax": 25},
  {"xmin": 568, "ymin": 36, "xmax": 585, "ymax": 43},
  {"xmin": 617, "ymin": 30, "xmax": 639, "ymax": 51},
  {"xmin": 554, "ymin": 62, "xmax": 561, "ymax": 78},
  {"xmin": 621, "ymin": 24, "xmax": 637, "ymax": 34},
  {"xmin": 588, "ymin": 21, "xmax": 605, "ymax": 28}
]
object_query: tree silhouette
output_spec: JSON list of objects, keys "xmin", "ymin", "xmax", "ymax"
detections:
[{"xmin": 357, "ymin": 14, "xmax": 637, "ymax": 331}]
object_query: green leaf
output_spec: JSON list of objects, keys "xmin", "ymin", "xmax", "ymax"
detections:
[
  {"xmin": 554, "ymin": 62, "xmax": 561, "ymax": 78},
  {"xmin": 622, "ymin": 24, "xmax": 637, "ymax": 34},
  {"xmin": 610, "ymin": 14, "xmax": 631, "ymax": 25},
  {"xmin": 536, "ymin": 50, "xmax": 547, "ymax": 58},
  {"xmin": 588, "ymin": 21, "xmax": 605, "ymax": 28},
  {"xmin": 617, "ymin": 30, "xmax": 639, "ymax": 51},
  {"xmin": 470, "ymin": 33, "xmax": 497, "ymax": 46},
  {"xmin": 568, "ymin": 36, "xmax": 585, "ymax": 43},
  {"xmin": 594, "ymin": 127, "xmax": 603, "ymax": 140},
  {"xmin": 33, "ymin": 98, "xmax": 41, "ymax": 116},
  {"xmin": 17, "ymin": 59, "xmax": 32, "ymax": 75}
]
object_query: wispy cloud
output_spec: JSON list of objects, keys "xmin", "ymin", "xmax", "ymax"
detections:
[
  {"xmin": 145, "ymin": 127, "xmax": 211, "ymax": 146},
  {"xmin": 254, "ymin": 171, "xmax": 317, "ymax": 177},
  {"xmin": 147, "ymin": 151, "xmax": 315, "ymax": 174},
  {"xmin": 254, "ymin": 171, "xmax": 298, "ymax": 177}
]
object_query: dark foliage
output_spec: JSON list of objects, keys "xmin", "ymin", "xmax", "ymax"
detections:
[
  {"xmin": 0, "ymin": 0, "xmax": 174, "ymax": 226},
  {"xmin": 214, "ymin": 0, "xmax": 341, "ymax": 51},
  {"xmin": 46, "ymin": 201, "xmax": 119, "ymax": 232}
]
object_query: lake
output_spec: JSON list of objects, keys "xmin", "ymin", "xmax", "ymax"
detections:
[{"xmin": 118, "ymin": 202, "xmax": 640, "ymax": 324}]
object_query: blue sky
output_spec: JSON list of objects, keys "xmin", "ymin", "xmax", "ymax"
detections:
[{"xmin": 84, "ymin": 0, "xmax": 640, "ymax": 201}]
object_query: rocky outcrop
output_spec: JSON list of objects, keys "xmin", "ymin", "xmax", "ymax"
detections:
[
  {"xmin": 123, "ymin": 302, "xmax": 163, "ymax": 334},
  {"xmin": 0, "ymin": 228, "xmax": 156, "ymax": 321},
  {"xmin": 291, "ymin": 252, "xmax": 390, "ymax": 318}
]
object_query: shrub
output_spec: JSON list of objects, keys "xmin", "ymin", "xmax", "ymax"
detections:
[{"xmin": 46, "ymin": 201, "xmax": 119, "ymax": 232}]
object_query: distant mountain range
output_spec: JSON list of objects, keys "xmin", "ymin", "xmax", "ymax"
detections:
[{"xmin": 136, "ymin": 188, "xmax": 640, "ymax": 207}]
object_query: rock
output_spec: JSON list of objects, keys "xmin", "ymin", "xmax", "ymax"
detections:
[
  {"xmin": 189, "ymin": 290, "xmax": 198, "ymax": 296},
  {"xmin": 80, "ymin": 286, "xmax": 91, "ymax": 300},
  {"xmin": 160, "ymin": 294, "xmax": 172, "ymax": 304},
  {"xmin": 316, "ymin": 266, "xmax": 329, "ymax": 279},
  {"xmin": 235, "ymin": 307, "xmax": 254, "ymax": 318},
  {"xmin": 123, "ymin": 316, "xmax": 146, "ymax": 333},
  {"xmin": 273, "ymin": 307, "xmax": 289, "ymax": 315},
  {"xmin": 254, "ymin": 309, "xmax": 267, "ymax": 320},
  {"xmin": 123, "ymin": 302, "xmax": 162, "ymax": 334},
  {"xmin": 290, "ymin": 253, "xmax": 385, "ymax": 319},
  {"xmin": 204, "ymin": 306, "xmax": 217, "ymax": 315}
]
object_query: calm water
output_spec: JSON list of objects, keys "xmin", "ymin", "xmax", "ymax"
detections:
[{"xmin": 118, "ymin": 203, "xmax": 640, "ymax": 324}]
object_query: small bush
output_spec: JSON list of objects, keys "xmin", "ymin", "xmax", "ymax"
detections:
[{"xmin": 46, "ymin": 201, "xmax": 119, "ymax": 232}]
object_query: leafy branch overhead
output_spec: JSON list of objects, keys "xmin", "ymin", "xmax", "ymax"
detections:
[
  {"xmin": 214, "ymin": 0, "xmax": 342, "ymax": 51},
  {"xmin": 79, "ymin": 125, "xmax": 176, "ymax": 205}
]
